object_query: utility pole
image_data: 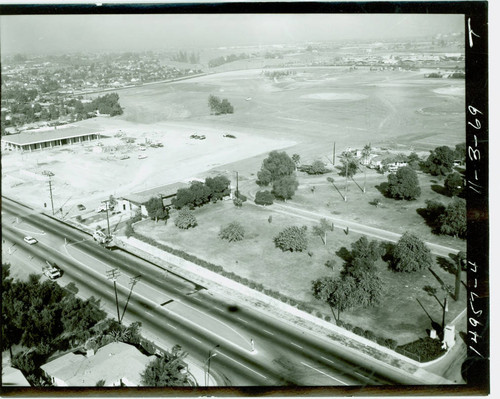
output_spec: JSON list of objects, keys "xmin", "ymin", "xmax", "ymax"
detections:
[
  {"xmin": 235, "ymin": 171, "xmax": 239, "ymax": 197},
  {"xmin": 103, "ymin": 200, "xmax": 111, "ymax": 236},
  {"xmin": 120, "ymin": 275, "xmax": 141, "ymax": 323},
  {"xmin": 43, "ymin": 171, "xmax": 55, "ymax": 215},
  {"xmin": 205, "ymin": 344, "xmax": 220, "ymax": 386},
  {"xmin": 106, "ymin": 268, "xmax": 121, "ymax": 324},
  {"xmin": 333, "ymin": 142, "xmax": 336, "ymax": 166},
  {"xmin": 344, "ymin": 157, "xmax": 348, "ymax": 202},
  {"xmin": 363, "ymin": 167, "xmax": 367, "ymax": 193}
]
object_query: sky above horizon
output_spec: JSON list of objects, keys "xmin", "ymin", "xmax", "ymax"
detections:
[{"xmin": 1, "ymin": 14, "xmax": 464, "ymax": 55}]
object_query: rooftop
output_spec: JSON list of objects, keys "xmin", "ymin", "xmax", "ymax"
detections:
[
  {"xmin": 123, "ymin": 182, "xmax": 190, "ymax": 205},
  {"xmin": 40, "ymin": 342, "xmax": 155, "ymax": 387},
  {"xmin": 1, "ymin": 126, "xmax": 102, "ymax": 146}
]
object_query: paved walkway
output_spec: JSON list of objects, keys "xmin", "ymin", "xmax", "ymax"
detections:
[{"xmin": 116, "ymin": 235, "xmax": 459, "ymax": 385}]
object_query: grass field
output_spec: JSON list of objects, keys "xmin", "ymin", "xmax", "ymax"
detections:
[{"xmin": 134, "ymin": 198, "xmax": 465, "ymax": 345}]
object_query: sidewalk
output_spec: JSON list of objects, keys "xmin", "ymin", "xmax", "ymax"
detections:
[{"xmin": 115, "ymin": 235, "xmax": 457, "ymax": 385}]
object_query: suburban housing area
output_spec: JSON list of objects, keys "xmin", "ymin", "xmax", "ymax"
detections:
[{"xmin": 1, "ymin": 13, "xmax": 477, "ymax": 392}]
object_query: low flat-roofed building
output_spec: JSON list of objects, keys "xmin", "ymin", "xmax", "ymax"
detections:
[
  {"xmin": 40, "ymin": 342, "xmax": 155, "ymax": 387},
  {"xmin": 119, "ymin": 181, "xmax": 190, "ymax": 217},
  {"xmin": 1, "ymin": 126, "xmax": 102, "ymax": 152}
]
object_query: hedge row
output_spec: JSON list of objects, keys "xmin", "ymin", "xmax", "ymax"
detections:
[
  {"xmin": 129, "ymin": 228, "xmax": 407, "ymax": 359},
  {"xmin": 395, "ymin": 337, "xmax": 446, "ymax": 363}
]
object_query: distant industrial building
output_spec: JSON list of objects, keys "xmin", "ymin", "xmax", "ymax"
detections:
[{"xmin": 1, "ymin": 126, "xmax": 102, "ymax": 152}]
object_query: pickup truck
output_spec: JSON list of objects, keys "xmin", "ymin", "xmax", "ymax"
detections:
[
  {"xmin": 93, "ymin": 230, "xmax": 113, "ymax": 246},
  {"xmin": 43, "ymin": 262, "xmax": 61, "ymax": 280}
]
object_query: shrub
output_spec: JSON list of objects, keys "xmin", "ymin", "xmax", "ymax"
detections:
[
  {"xmin": 234, "ymin": 191, "xmax": 247, "ymax": 202},
  {"xmin": 174, "ymin": 208, "xmax": 197, "ymax": 229},
  {"xmin": 343, "ymin": 322, "xmax": 353, "ymax": 331},
  {"xmin": 396, "ymin": 337, "xmax": 445, "ymax": 362},
  {"xmin": 325, "ymin": 315, "xmax": 331, "ymax": 322},
  {"xmin": 365, "ymin": 330, "xmax": 377, "ymax": 341},
  {"xmin": 385, "ymin": 339, "xmax": 398, "ymax": 350},
  {"xmin": 353, "ymin": 327, "xmax": 364, "ymax": 336},
  {"xmin": 274, "ymin": 225, "xmax": 308, "ymax": 252},
  {"xmin": 233, "ymin": 198, "xmax": 243, "ymax": 207},
  {"xmin": 255, "ymin": 190, "xmax": 274, "ymax": 205},
  {"xmin": 219, "ymin": 221, "xmax": 245, "ymax": 242}
]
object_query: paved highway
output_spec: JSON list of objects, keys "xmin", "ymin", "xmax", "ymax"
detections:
[{"xmin": 2, "ymin": 196, "xmax": 426, "ymax": 387}]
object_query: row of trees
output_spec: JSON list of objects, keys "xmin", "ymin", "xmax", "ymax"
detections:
[
  {"xmin": 171, "ymin": 176, "xmax": 231, "ymax": 209},
  {"xmin": 208, "ymin": 95, "xmax": 234, "ymax": 115},
  {"xmin": 208, "ymin": 53, "xmax": 249, "ymax": 68}
]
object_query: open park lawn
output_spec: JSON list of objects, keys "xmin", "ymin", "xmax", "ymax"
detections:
[
  {"xmin": 134, "ymin": 199, "xmax": 465, "ymax": 344},
  {"xmin": 288, "ymin": 167, "xmax": 466, "ymax": 252}
]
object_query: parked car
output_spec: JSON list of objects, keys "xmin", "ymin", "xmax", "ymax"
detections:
[
  {"xmin": 77, "ymin": 204, "xmax": 86, "ymax": 211},
  {"xmin": 24, "ymin": 236, "xmax": 38, "ymax": 245}
]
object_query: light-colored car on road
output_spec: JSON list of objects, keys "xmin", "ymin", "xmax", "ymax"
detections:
[{"xmin": 23, "ymin": 236, "xmax": 38, "ymax": 245}]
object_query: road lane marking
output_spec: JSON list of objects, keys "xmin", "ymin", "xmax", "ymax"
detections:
[
  {"xmin": 166, "ymin": 323, "xmax": 178, "ymax": 330},
  {"xmin": 300, "ymin": 362, "xmax": 348, "ymax": 385},
  {"xmin": 191, "ymin": 296, "xmax": 202, "ymax": 302},
  {"xmin": 320, "ymin": 356, "xmax": 335, "ymax": 364},
  {"xmin": 237, "ymin": 317, "xmax": 249, "ymax": 324},
  {"xmin": 191, "ymin": 336, "xmax": 202, "ymax": 344},
  {"xmin": 354, "ymin": 371, "xmax": 364, "ymax": 378},
  {"xmin": 290, "ymin": 342, "xmax": 303, "ymax": 349},
  {"xmin": 263, "ymin": 329, "xmax": 274, "ymax": 336},
  {"xmin": 217, "ymin": 352, "xmax": 267, "ymax": 380}
]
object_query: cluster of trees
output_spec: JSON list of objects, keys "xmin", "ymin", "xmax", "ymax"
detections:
[
  {"xmin": 170, "ymin": 51, "xmax": 200, "ymax": 64},
  {"xmin": 263, "ymin": 70, "xmax": 295, "ymax": 79},
  {"xmin": 386, "ymin": 166, "xmax": 421, "ymax": 200},
  {"xmin": 2, "ymin": 264, "xmax": 106, "ymax": 384},
  {"xmin": 380, "ymin": 152, "xmax": 420, "ymax": 171},
  {"xmin": 208, "ymin": 53, "xmax": 249, "ymax": 68},
  {"xmin": 171, "ymin": 176, "xmax": 231, "ymax": 209},
  {"xmin": 423, "ymin": 144, "xmax": 464, "ymax": 177},
  {"xmin": 141, "ymin": 345, "xmax": 190, "ymax": 387},
  {"xmin": 299, "ymin": 160, "xmax": 331, "ymax": 175},
  {"xmin": 312, "ymin": 236, "xmax": 384, "ymax": 321},
  {"xmin": 421, "ymin": 198, "xmax": 466, "ymax": 238},
  {"xmin": 90, "ymin": 93, "xmax": 124, "ymax": 116},
  {"xmin": 338, "ymin": 152, "xmax": 360, "ymax": 178},
  {"xmin": 257, "ymin": 151, "xmax": 299, "ymax": 201},
  {"xmin": 208, "ymin": 95, "xmax": 234, "ymax": 115}
]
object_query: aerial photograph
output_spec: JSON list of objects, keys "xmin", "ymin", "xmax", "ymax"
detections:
[{"xmin": 1, "ymin": 11, "xmax": 471, "ymax": 391}]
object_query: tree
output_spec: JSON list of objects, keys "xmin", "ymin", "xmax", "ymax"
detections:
[
  {"xmin": 424, "ymin": 146, "xmax": 455, "ymax": 176},
  {"xmin": 300, "ymin": 160, "xmax": 330, "ymax": 175},
  {"xmin": 259, "ymin": 151, "xmax": 296, "ymax": 184},
  {"xmin": 141, "ymin": 349, "xmax": 189, "ymax": 387},
  {"xmin": 454, "ymin": 142, "xmax": 466, "ymax": 163},
  {"xmin": 439, "ymin": 198, "xmax": 466, "ymax": 238},
  {"xmin": 338, "ymin": 154, "xmax": 359, "ymax": 177},
  {"xmin": 407, "ymin": 152, "xmax": 420, "ymax": 169},
  {"xmin": 205, "ymin": 175, "xmax": 231, "ymax": 201},
  {"xmin": 109, "ymin": 195, "xmax": 118, "ymax": 210},
  {"xmin": 272, "ymin": 175, "xmax": 299, "ymax": 201},
  {"xmin": 387, "ymin": 166, "xmax": 421, "ymax": 200},
  {"xmin": 361, "ymin": 144, "xmax": 372, "ymax": 164},
  {"xmin": 219, "ymin": 222, "xmax": 245, "ymax": 242},
  {"xmin": 444, "ymin": 172, "xmax": 464, "ymax": 197},
  {"xmin": 312, "ymin": 218, "xmax": 331, "ymax": 245},
  {"xmin": 174, "ymin": 208, "xmax": 197, "ymax": 229},
  {"xmin": 292, "ymin": 154, "xmax": 300, "ymax": 170},
  {"xmin": 144, "ymin": 197, "xmax": 169, "ymax": 223},
  {"xmin": 274, "ymin": 226, "xmax": 308, "ymax": 252},
  {"xmin": 254, "ymin": 190, "xmax": 274, "ymax": 205},
  {"xmin": 392, "ymin": 232, "xmax": 433, "ymax": 272},
  {"xmin": 312, "ymin": 276, "xmax": 358, "ymax": 321},
  {"xmin": 208, "ymin": 95, "xmax": 233, "ymax": 115},
  {"xmin": 256, "ymin": 168, "xmax": 272, "ymax": 186}
]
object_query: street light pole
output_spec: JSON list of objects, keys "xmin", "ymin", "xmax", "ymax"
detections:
[
  {"xmin": 103, "ymin": 200, "xmax": 111, "ymax": 236},
  {"xmin": 205, "ymin": 344, "xmax": 220, "ymax": 386}
]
